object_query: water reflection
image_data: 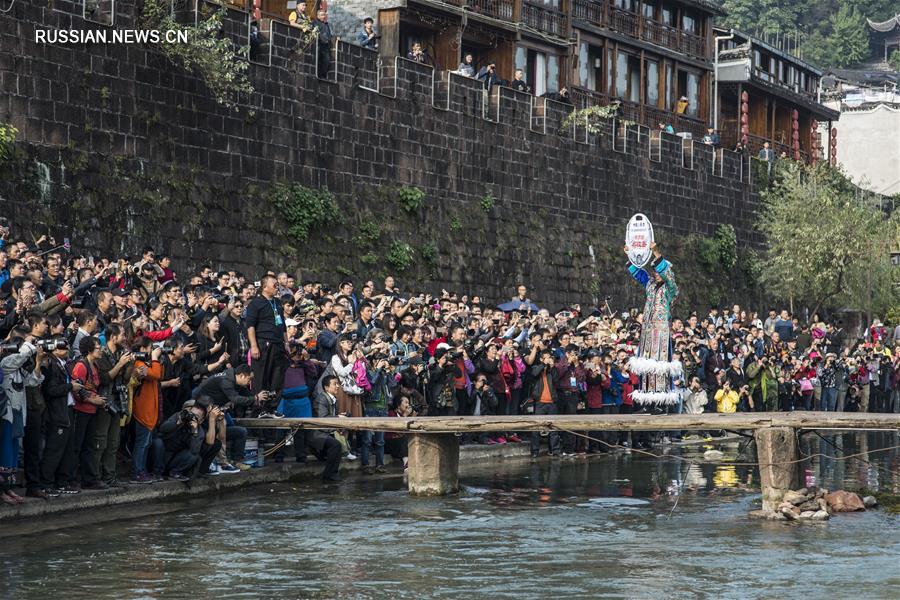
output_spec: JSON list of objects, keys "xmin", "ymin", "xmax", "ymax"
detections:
[{"xmin": 0, "ymin": 433, "xmax": 898, "ymax": 599}]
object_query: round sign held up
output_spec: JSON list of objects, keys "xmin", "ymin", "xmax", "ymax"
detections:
[{"xmin": 625, "ymin": 213, "xmax": 654, "ymax": 268}]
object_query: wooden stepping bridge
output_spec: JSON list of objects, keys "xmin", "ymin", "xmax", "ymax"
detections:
[{"xmin": 238, "ymin": 413, "xmax": 900, "ymax": 508}]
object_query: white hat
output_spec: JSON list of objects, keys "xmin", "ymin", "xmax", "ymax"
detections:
[{"xmin": 285, "ymin": 318, "xmax": 299, "ymax": 327}]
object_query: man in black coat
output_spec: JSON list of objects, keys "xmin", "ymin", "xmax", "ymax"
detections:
[{"xmin": 38, "ymin": 339, "xmax": 83, "ymax": 497}]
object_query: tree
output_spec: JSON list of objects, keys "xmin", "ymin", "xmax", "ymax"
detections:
[
  {"xmin": 757, "ymin": 162, "xmax": 898, "ymax": 317},
  {"xmin": 889, "ymin": 50, "xmax": 900, "ymax": 72},
  {"xmin": 826, "ymin": 3, "xmax": 870, "ymax": 68}
]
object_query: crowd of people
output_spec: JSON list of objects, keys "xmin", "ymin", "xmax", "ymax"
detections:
[{"xmin": 0, "ymin": 216, "xmax": 898, "ymax": 506}]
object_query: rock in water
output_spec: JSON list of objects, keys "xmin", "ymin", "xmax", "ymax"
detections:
[
  {"xmin": 798, "ymin": 500, "xmax": 820, "ymax": 512},
  {"xmin": 863, "ymin": 496, "xmax": 878, "ymax": 508},
  {"xmin": 811, "ymin": 510, "xmax": 829, "ymax": 521},
  {"xmin": 783, "ymin": 490, "xmax": 807, "ymax": 506},
  {"xmin": 703, "ymin": 449, "xmax": 724, "ymax": 461},
  {"xmin": 799, "ymin": 511, "xmax": 815, "ymax": 519},
  {"xmin": 825, "ymin": 490, "xmax": 866, "ymax": 512}
]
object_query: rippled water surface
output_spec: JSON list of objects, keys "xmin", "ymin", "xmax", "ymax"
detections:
[{"xmin": 1, "ymin": 432, "xmax": 899, "ymax": 599}]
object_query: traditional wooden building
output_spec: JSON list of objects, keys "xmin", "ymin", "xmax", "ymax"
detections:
[
  {"xmin": 249, "ymin": 0, "xmax": 723, "ymax": 138},
  {"xmin": 714, "ymin": 27, "xmax": 840, "ymax": 162},
  {"xmin": 389, "ymin": 0, "xmax": 722, "ymax": 138},
  {"xmin": 867, "ymin": 13, "xmax": 900, "ymax": 62}
]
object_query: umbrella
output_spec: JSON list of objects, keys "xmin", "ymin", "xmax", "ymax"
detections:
[{"xmin": 497, "ymin": 300, "xmax": 540, "ymax": 313}]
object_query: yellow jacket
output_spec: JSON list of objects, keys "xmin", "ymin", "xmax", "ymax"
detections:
[{"xmin": 715, "ymin": 388, "xmax": 739, "ymax": 413}]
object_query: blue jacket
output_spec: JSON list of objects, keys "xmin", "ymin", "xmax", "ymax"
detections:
[{"xmin": 602, "ymin": 368, "xmax": 628, "ymax": 406}]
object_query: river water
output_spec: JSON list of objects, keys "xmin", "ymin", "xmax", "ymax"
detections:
[{"xmin": 1, "ymin": 432, "xmax": 898, "ymax": 599}]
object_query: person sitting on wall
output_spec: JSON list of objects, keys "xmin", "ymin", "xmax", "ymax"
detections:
[
  {"xmin": 510, "ymin": 69, "xmax": 531, "ymax": 94},
  {"xmin": 356, "ymin": 16, "xmax": 378, "ymax": 50},
  {"xmin": 407, "ymin": 42, "xmax": 433, "ymax": 66},
  {"xmin": 542, "ymin": 87, "xmax": 573, "ymax": 106},
  {"xmin": 456, "ymin": 53, "xmax": 476, "ymax": 78}
]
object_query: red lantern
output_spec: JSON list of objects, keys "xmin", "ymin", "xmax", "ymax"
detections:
[{"xmin": 741, "ymin": 91, "xmax": 749, "ymax": 102}]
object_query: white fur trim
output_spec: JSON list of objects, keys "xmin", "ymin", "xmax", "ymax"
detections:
[
  {"xmin": 628, "ymin": 357, "xmax": 683, "ymax": 377},
  {"xmin": 631, "ymin": 391, "xmax": 680, "ymax": 405}
]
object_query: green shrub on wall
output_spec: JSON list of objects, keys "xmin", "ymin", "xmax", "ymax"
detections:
[
  {"xmin": 0, "ymin": 123, "xmax": 18, "ymax": 161},
  {"xmin": 397, "ymin": 186, "xmax": 425, "ymax": 213},
  {"xmin": 386, "ymin": 241, "xmax": 415, "ymax": 271},
  {"xmin": 271, "ymin": 182, "xmax": 341, "ymax": 243}
]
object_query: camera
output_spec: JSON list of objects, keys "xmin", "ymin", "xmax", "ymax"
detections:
[
  {"xmin": 37, "ymin": 339, "xmax": 66, "ymax": 351},
  {"xmin": 0, "ymin": 342, "xmax": 20, "ymax": 354},
  {"xmin": 386, "ymin": 356, "xmax": 401, "ymax": 366},
  {"xmin": 180, "ymin": 409, "xmax": 199, "ymax": 426},
  {"xmin": 133, "ymin": 351, "xmax": 150, "ymax": 361}
]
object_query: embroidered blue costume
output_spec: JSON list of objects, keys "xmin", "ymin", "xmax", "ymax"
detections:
[{"xmin": 627, "ymin": 256, "xmax": 681, "ymax": 404}]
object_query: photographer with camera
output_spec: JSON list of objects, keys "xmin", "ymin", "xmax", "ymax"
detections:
[
  {"xmin": 130, "ymin": 337, "xmax": 166, "ymax": 483},
  {"xmin": 359, "ymin": 357, "xmax": 397, "ymax": 474},
  {"xmin": 427, "ymin": 346, "xmax": 460, "ymax": 416},
  {"xmin": 1, "ymin": 335, "xmax": 45, "ymax": 504},
  {"xmin": 747, "ymin": 354, "xmax": 779, "ymax": 412},
  {"xmin": 818, "ymin": 353, "xmax": 840, "ymax": 411},
  {"xmin": 398, "ymin": 356, "xmax": 428, "ymax": 415},
  {"xmin": 446, "ymin": 325, "xmax": 476, "ymax": 416},
  {"xmin": 528, "ymin": 349, "xmax": 561, "ymax": 458},
  {"xmin": 714, "ymin": 379, "xmax": 739, "ymax": 413},
  {"xmin": 194, "ymin": 364, "xmax": 269, "ymax": 471},
  {"xmin": 94, "ymin": 323, "xmax": 134, "ymax": 486},
  {"xmin": 18, "ymin": 314, "xmax": 51, "ymax": 497},
  {"xmin": 61, "ymin": 336, "xmax": 107, "ymax": 490},
  {"xmin": 158, "ymin": 397, "xmax": 223, "ymax": 481},
  {"xmin": 554, "ymin": 344, "xmax": 585, "ymax": 456},
  {"xmin": 35, "ymin": 338, "xmax": 81, "ymax": 497}
]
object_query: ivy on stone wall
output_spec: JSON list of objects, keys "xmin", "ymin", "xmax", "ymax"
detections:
[
  {"xmin": 142, "ymin": 0, "xmax": 254, "ymax": 111},
  {"xmin": 0, "ymin": 123, "xmax": 17, "ymax": 161},
  {"xmin": 560, "ymin": 103, "xmax": 620, "ymax": 135}
]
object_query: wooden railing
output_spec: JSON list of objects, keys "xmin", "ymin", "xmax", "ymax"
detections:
[
  {"xmin": 569, "ymin": 87, "xmax": 708, "ymax": 139},
  {"xmin": 464, "ymin": 0, "xmax": 515, "ymax": 21},
  {"xmin": 570, "ymin": 0, "xmax": 709, "ymax": 59},
  {"xmin": 568, "ymin": 86, "xmax": 610, "ymax": 109},
  {"xmin": 753, "ymin": 67, "xmax": 817, "ymax": 101},
  {"xmin": 608, "ymin": 5, "xmax": 639, "ymax": 37},
  {"xmin": 521, "ymin": 1, "xmax": 567, "ymax": 37},
  {"xmin": 572, "ymin": 0, "xmax": 604, "ymax": 27}
]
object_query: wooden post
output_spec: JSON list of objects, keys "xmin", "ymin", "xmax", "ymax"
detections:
[
  {"xmin": 378, "ymin": 8, "xmax": 401, "ymax": 61},
  {"xmin": 754, "ymin": 427, "xmax": 801, "ymax": 512},
  {"xmin": 407, "ymin": 433, "xmax": 460, "ymax": 496}
]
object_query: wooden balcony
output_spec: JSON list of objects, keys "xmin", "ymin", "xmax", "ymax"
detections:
[
  {"xmin": 572, "ymin": 0, "xmax": 604, "ymax": 27},
  {"xmin": 521, "ymin": 2, "xmax": 567, "ymax": 37},
  {"xmin": 572, "ymin": 0, "xmax": 709, "ymax": 60},
  {"xmin": 608, "ymin": 5, "xmax": 639, "ymax": 38},
  {"xmin": 568, "ymin": 86, "xmax": 611, "ymax": 109},
  {"xmin": 465, "ymin": 0, "xmax": 515, "ymax": 21}
]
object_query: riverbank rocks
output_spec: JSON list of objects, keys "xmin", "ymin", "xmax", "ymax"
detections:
[
  {"xmin": 754, "ymin": 487, "xmax": 871, "ymax": 522},
  {"xmin": 782, "ymin": 490, "xmax": 807, "ymax": 506},
  {"xmin": 825, "ymin": 490, "xmax": 866, "ymax": 512}
]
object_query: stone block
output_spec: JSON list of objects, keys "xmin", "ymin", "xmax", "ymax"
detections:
[{"xmin": 407, "ymin": 433, "xmax": 460, "ymax": 496}]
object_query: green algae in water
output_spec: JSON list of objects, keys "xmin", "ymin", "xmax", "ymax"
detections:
[{"xmin": 855, "ymin": 488, "xmax": 900, "ymax": 514}]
